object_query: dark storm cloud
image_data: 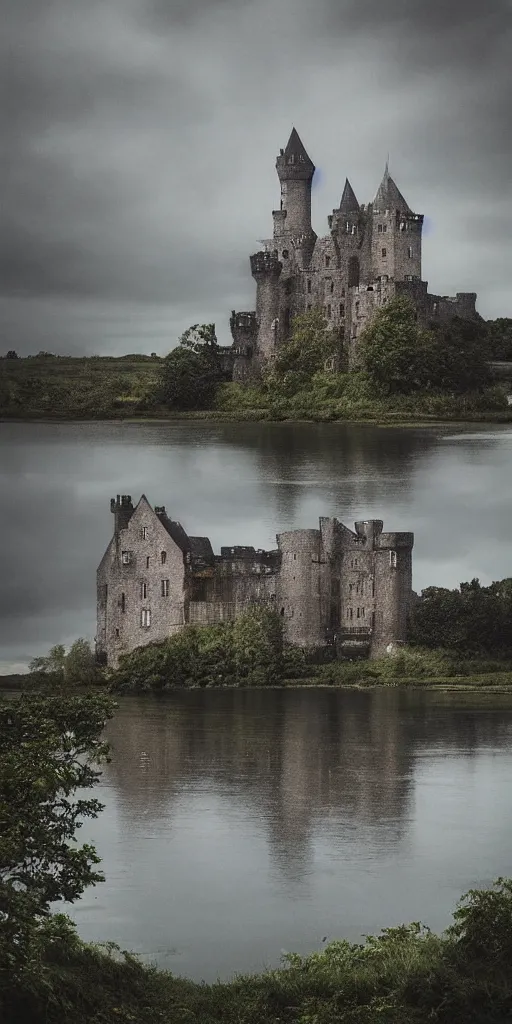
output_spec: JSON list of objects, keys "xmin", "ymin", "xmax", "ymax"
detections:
[{"xmin": 1, "ymin": 0, "xmax": 511, "ymax": 353}]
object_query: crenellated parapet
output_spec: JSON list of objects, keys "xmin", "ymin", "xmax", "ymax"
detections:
[{"xmin": 250, "ymin": 250, "xmax": 282, "ymax": 279}]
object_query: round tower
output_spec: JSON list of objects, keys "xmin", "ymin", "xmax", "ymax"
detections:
[
  {"xmin": 276, "ymin": 128, "xmax": 315, "ymax": 238},
  {"xmin": 370, "ymin": 531, "xmax": 414, "ymax": 657},
  {"xmin": 276, "ymin": 529, "xmax": 325, "ymax": 648},
  {"xmin": 250, "ymin": 250, "xmax": 282, "ymax": 362}
]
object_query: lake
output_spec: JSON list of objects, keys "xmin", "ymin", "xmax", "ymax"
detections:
[
  {"xmin": 1, "ymin": 419, "xmax": 512, "ymax": 982},
  {"xmin": 0, "ymin": 419, "xmax": 511, "ymax": 672},
  {"xmin": 63, "ymin": 688, "xmax": 512, "ymax": 982}
]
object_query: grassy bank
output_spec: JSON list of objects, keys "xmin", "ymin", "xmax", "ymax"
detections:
[
  {"xmin": 1, "ymin": 355, "xmax": 511, "ymax": 424},
  {"xmin": 4, "ymin": 879, "xmax": 512, "ymax": 1024}
]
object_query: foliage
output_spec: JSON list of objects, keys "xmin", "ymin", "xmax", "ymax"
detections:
[
  {"xmin": 111, "ymin": 607, "xmax": 285, "ymax": 692},
  {"xmin": 29, "ymin": 638, "xmax": 105, "ymax": 689},
  {"xmin": 4, "ymin": 350, "xmax": 18, "ymax": 359},
  {"xmin": 0, "ymin": 692, "xmax": 115, "ymax": 986},
  {"xmin": 408, "ymin": 577, "xmax": 512, "ymax": 655},
  {"xmin": 486, "ymin": 318, "xmax": 512, "ymax": 361},
  {"xmin": 159, "ymin": 323, "xmax": 227, "ymax": 411},
  {"xmin": 359, "ymin": 297, "xmax": 492, "ymax": 396},
  {"xmin": 273, "ymin": 308, "xmax": 339, "ymax": 377},
  {"xmin": 4, "ymin": 878, "xmax": 512, "ymax": 1022}
]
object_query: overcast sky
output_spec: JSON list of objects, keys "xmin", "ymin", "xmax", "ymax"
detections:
[{"xmin": 2, "ymin": 0, "xmax": 511, "ymax": 355}]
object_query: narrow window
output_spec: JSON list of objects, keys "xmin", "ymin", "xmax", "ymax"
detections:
[
  {"xmin": 355, "ymin": 301, "xmax": 360, "ymax": 313},
  {"xmin": 325, "ymin": 255, "xmax": 330, "ymax": 268},
  {"xmin": 383, "ymin": 224, "xmax": 387, "ymax": 233},
  {"xmin": 121, "ymin": 551, "xmax": 131, "ymax": 565},
  {"xmin": 408, "ymin": 246, "xmax": 413, "ymax": 258},
  {"xmin": 362, "ymin": 607, "xmax": 365, "ymax": 616},
  {"xmin": 120, "ymin": 592, "xmax": 125, "ymax": 613},
  {"xmin": 141, "ymin": 526, "xmax": 148, "ymax": 540},
  {"xmin": 389, "ymin": 550, "xmax": 397, "ymax": 569},
  {"xmin": 115, "ymin": 628, "xmax": 120, "ymax": 638},
  {"xmin": 330, "ymin": 280, "xmax": 334, "ymax": 293},
  {"xmin": 357, "ymin": 607, "xmax": 360, "ymax": 619},
  {"xmin": 146, "ymin": 556, "xmax": 150, "ymax": 569},
  {"xmin": 378, "ymin": 224, "xmax": 383, "ymax": 233},
  {"xmin": 161, "ymin": 579, "xmax": 169, "ymax": 597},
  {"xmin": 326, "ymin": 304, "xmax": 332, "ymax": 318},
  {"xmin": 340, "ymin": 303, "xmax": 345, "ymax": 317},
  {"xmin": 141, "ymin": 582, "xmax": 147, "ymax": 599},
  {"xmin": 307, "ymin": 303, "xmax": 312, "ymax": 311},
  {"xmin": 307, "ymin": 279, "xmax": 312, "ymax": 293},
  {"xmin": 141, "ymin": 609, "xmax": 151, "ymax": 628},
  {"xmin": 161, "ymin": 551, "xmax": 167, "ymax": 565},
  {"xmin": 103, "ymin": 584, "xmax": 108, "ymax": 601},
  {"xmin": 381, "ymin": 248, "xmax": 387, "ymax": 258}
]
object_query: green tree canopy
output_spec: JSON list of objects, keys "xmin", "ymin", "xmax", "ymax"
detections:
[
  {"xmin": 273, "ymin": 308, "xmax": 339, "ymax": 380},
  {"xmin": 29, "ymin": 639, "xmax": 103, "ymax": 689},
  {"xmin": 0, "ymin": 692, "xmax": 115, "ymax": 979},
  {"xmin": 408, "ymin": 577, "xmax": 512, "ymax": 654},
  {"xmin": 485, "ymin": 317, "xmax": 512, "ymax": 361},
  {"xmin": 160, "ymin": 323, "xmax": 226, "ymax": 410},
  {"xmin": 359, "ymin": 297, "xmax": 491, "ymax": 396}
]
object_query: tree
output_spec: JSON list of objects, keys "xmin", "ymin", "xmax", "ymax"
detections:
[
  {"xmin": 29, "ymin": 639, "xmax": 103, "ymax": 689},
  {"xmin": 5, "ymin": 350, "xmax": 18, "ymax": 359},
  {"xmin": 428, "ymin": 316, "xmax": 491, "ymax": 393},
  {"xmin": 360, "ymin": 297, "xmax": 491, "ymax": 396},
  {"xmin": 160, "ymin": 323, "xmax": 226, "ymax": 410},
  {"xmin": 273, "ymin": 308, "xmax": 338, "ymax": 379},
  {"xmin": 0, "ymin": 692, "xmax": 115, "ymax": 980},
  {"xmin": 359, "ymin": 297, "xmax": 439, "ymax": 395},
  {"xmin": 486, "ymin": 318, "xmax": 512, "ymax": 361},
  {"xmin": 408, "ymin": 577, "xmax": 512, "ymax": 655}
]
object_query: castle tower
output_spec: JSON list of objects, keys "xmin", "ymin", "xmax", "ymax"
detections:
[
  {"xmin": 275, "ymin": 128, "xmax": 316, "ymax": 239},
  {"xmin": 250, "ymin": 250, "xmax": 283, "ymax": 364},
  {"xmin": 371, "ymin": 163, "xmax": 423, "ymax": 283},
  {"xmin": 276, "ymin": 529, "xmax": 325, "ymax": 648}
]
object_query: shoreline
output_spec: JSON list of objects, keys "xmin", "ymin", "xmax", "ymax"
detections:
[{"xmin": 1, "ymin": 409, "xmax": 512, "ymax": 427}]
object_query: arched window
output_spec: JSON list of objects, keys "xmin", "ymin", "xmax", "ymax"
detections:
[{"xmin": 348, "ymin": 256, "xmax": 360, "ymax": 288}]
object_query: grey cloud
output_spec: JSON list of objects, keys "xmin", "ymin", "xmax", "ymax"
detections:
[{"xmin": 1, "ymin": 0, "xmax": 511, "ymax": 354}]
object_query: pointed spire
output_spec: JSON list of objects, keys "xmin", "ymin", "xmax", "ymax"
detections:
[
  {"xmin": 276, "ymin": 128, "xmax": 315, "ymax": 181},
  {"xmin": 374, "ymin": 163, "xmax": 410, "ymax": 212},
  {"xmin": 283, "ymin": 127, "xmax": 314, "ymax": 166},
  {"xmin": 339, "ymin": 178, "xmax": 359, "ymax": 214}
]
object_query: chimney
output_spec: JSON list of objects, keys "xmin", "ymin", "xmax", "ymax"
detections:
[{"xmin": 110, "ymin": 494, "xmax": 134, "ymax": 534}]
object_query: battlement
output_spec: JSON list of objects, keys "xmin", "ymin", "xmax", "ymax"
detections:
[
  {"xmin": 250, "ymin": 250, "xmax": 282, "ymax": 277},
  {"xmin": 230, "ymin": 311, "xmax": 257, "ymax": 333},
  {"xmin": 110, "ymin": 494, "xmax": 133, "ymax": 512}
]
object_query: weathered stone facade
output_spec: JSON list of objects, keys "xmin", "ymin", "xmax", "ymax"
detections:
[
  {"xmin": 96, "ymin": 495, "xmax": 414, "ymax": 668},
  {"xmin": 229, "ymin": 128, "xmax": 479, "ymax": 376}
]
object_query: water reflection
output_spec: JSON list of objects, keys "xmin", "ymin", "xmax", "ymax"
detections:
[{"xmin": 58, "ymin": 688, "xmax": 512, "ymax": 982}]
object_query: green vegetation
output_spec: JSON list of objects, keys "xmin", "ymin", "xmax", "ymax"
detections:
[
  {"xmin": 2, "ymin": 690, "xmax": 512, "ymax": 1022},
  {"xmin": 158, "ymin": 322, "xmax": 229, "ymax": 411},
  {"xmin": 215, "ymin": 301, "xmax": 511, "ymax": 422},
  {"xmin": 408, "ymin": 577, "xmax": 512, "ymax": 656},
  {"xmin": 1, "ymin": 304, "xmax": 511, "ymax": 423}
]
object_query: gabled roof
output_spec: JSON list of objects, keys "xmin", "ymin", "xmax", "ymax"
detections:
[
  {"xmin": 373, "ymin": 165, "xmax": 411, "ymax": 212},
  {"xmin": 282, "ymin": 127, "xmax": 315, "ymax": 169},
  {"xmin": 157, "ymin": 512, "xmax": 191, "ymax": 554},
  {"xmin": 339, "ymin": 178, "xmax": 359, "ymax": 214}
]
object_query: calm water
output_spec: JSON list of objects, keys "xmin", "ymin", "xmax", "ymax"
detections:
[
  {"xmin": 1, "ymin": 420, "xmax": 512, "ymax": 981},
  {"xmin": 0, "ymin": 419, "xmax": 511, "ymax": 671},
  {"xmin": 61, "ymin": 689, "xmax": 512, "ymax": 982}
]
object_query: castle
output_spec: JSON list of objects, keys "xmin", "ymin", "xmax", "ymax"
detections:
[
  {"xmin": 228, "ymin": 128, "xmax": 478, "ymax": 378},
  {"xmin": 96, "ymin": 495, "xmax": 414, "ymax": 669}
]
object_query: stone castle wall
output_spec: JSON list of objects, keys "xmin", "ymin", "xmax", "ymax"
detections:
[{"xmin": 97, "ymin": 497, "xmax": 414, "ymax": 668}]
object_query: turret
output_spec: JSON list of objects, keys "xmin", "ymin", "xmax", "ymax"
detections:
[
  {"xmin": 230, "ymin": 310, "xmax": 258, "ymax": 381},
  {"xmin": 275, "ymin": 128, "xmax": 315, "ymax": 238},
  {"xmin": 250, "ymin": 250, "xmax": 282, "ymax": 362},
  {"xmin": 371, "ymin": 163, "xmax": 423, "ymax": 282}
]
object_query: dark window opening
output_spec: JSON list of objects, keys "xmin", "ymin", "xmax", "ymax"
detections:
[
  {"xmin": 120, "ymin": 592, "xmax": 125, "ymax": 613},
  {"xmin": 348, "ymin": 256, "xmax": 360, "ymax": 288},
  {"xmin": 325, "ymin": 255, "xmax": 331, "ymax": 268},
  {"xmin": 307, "ymin": 279, "xmax": 312, "ymax": 293},
  {"xmin": 161, "ymin": 551, "xmax": 167, "ymax": 565},
  {"xmin": 381, "ymin": 247, "xmax": 387, "ymax": 257}
]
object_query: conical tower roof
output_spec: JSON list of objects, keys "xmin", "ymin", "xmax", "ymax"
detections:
[
  {"xmin": 283, "ymin": 127, "xmax": 314, "ymax": 167},
  {"xmin": 373, "ymin": 164, "xmax": 411, "ymax": 212},
  {"xmin": 339, "ymin": 178, "xmax": 359, "ymax": 214}
]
